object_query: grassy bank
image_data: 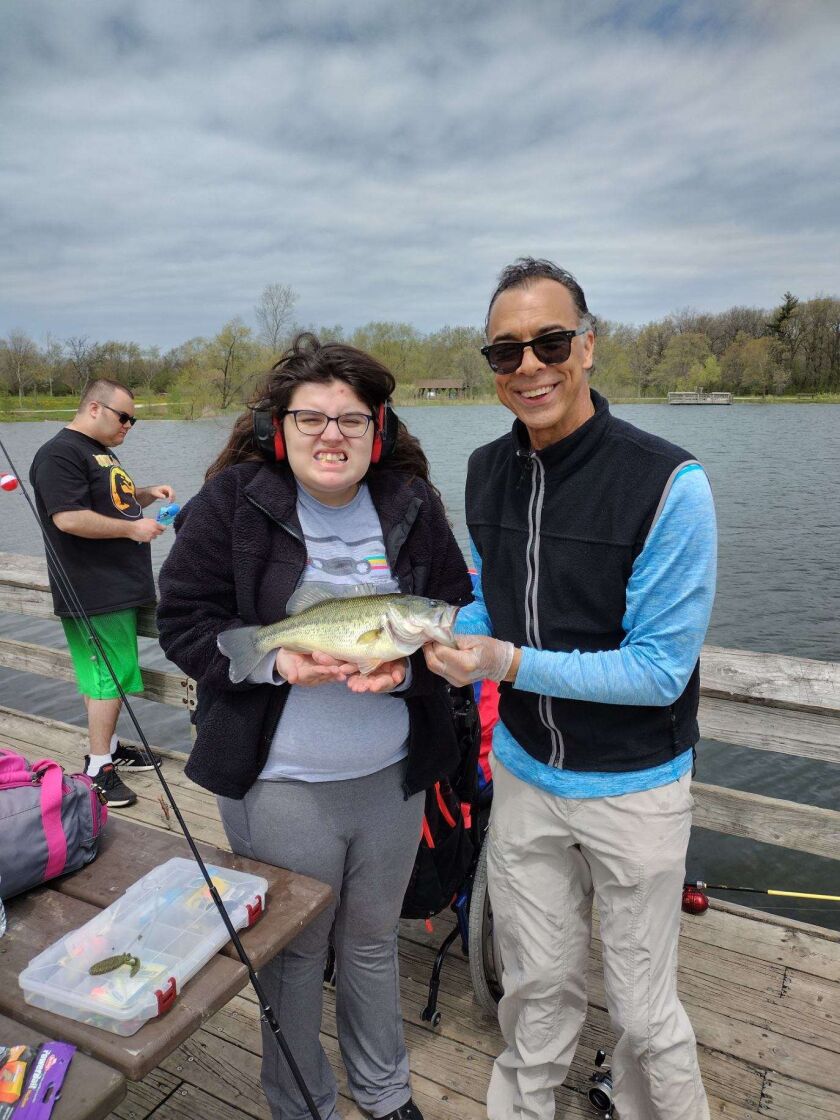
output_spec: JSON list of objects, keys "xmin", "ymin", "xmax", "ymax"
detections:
[
  {"xmin": 3, "ymin": 391, "xmax": 839, "ymax": 422},
  {"xmin": 0, "ymin": 395, "xmax": 171, "ymax": 421}
]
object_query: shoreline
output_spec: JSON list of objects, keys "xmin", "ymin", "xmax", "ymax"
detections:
[{"xmin": 2, "ymin": 394, "xmax": 840, "ymax": 421}]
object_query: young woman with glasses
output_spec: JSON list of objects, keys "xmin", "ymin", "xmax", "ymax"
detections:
[{"xmin": 157, "ymin": 333, "xmax": 471, "ymax": 1120}]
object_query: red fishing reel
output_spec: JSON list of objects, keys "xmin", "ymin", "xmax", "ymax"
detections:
[{"xmin": 681, "ymin": 883, "xmax": 710, "ymax": 915}]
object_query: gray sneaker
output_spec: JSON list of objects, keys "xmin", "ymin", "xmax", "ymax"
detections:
[{"xmin": 85, "ymin": 758, "xmax": 138, "ymax": 808}]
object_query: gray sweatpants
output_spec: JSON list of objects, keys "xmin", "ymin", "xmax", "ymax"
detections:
[{"xmin": 218, "ymin": 760, "xmax": 424, "ymax": 1120}]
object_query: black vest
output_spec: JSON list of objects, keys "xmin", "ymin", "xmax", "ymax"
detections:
[{"xmin": 466, "ymin": 391, "xmax": 701, "ymax": 773}]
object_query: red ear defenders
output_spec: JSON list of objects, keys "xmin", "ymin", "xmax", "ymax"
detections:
[{"xmin": 253, "ymin": 402, "xmax": 398, "ymax": 464}]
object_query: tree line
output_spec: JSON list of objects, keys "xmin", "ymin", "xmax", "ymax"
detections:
[{"xmin": 2, "ymin": 285, "xmax": 839, "ymax": 414}]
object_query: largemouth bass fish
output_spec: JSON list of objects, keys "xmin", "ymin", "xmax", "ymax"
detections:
[{"xmin": 217, "ymin": 591, "xmax": 459, "ymax": 683}]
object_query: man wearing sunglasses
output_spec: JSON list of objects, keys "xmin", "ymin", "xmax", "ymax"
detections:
[
  {"xmin": 426, "ymin": 259, "xmax": 715, "ymax": 1120},
  {"xmin": 30, "ymin": 379, "xmax": 175, "ymax": 808}
]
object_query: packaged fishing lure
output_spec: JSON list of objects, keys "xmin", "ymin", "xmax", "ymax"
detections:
[{"xmin": 0, "ymin": 1044, "xmax": 37, "ymax": 1118}]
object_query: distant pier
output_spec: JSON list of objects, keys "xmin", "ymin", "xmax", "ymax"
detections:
[{"xmin": 668, "ymin": 390, "xmax": 733, "ymax": 405}]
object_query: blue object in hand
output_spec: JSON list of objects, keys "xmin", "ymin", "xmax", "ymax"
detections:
[{"xmin": 156, "ymin": 503, "xmax": 181, "ymax": 526}]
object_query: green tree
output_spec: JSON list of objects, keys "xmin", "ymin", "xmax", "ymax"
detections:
[
  {"xmin": 590, "ymin": 322, "xmax": 635, "ymax": 396},
  {"xmin": 424, "ymin": 326, "xmax": 489, "ymax": 397},
  {"xmin": 799, "ymin": 297, "xmax": 840, "ymax": 392},
  {"xmin": 38, "ymin": 334, "xmax": 67, "ymax": 396},
  {"xmin": 724, "ymin": 336, "xmax": 785, "ymax": 395},
  {"xmin": 64, "ymin": 336, "xmax": 101, "ymax": 393},
  {"xmin": 207, "ymin": 319, "xmax": 261, "ymax": 409},
  {"xmin": 651, "ymin": 333, "xmax": 711, "ymax": 391},
  {"xmin": 767, "ymin": 292, "xmax": 804, "ymax": 385},
  {"xmin": 628, "ymin": 320, "xmax": 676, "ymax": 396},
  {"xmin": 350, "ymin": 322, "xmax": 424, "ymax": 387},
  {"xmin": 1, "ymin": 330, "xmax": 40, "ymax": 402},
  {"xmin": 174, "ymin": 320, "xmax": 261, "ymax": 412}
]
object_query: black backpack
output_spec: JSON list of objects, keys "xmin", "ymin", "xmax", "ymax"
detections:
[{"xmin": 401, "ymin": 685, "xmax": 481, "ymax": 920}]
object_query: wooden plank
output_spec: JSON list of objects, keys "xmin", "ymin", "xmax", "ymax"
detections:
[
  {"xmin": 0, "ymin": 583, "xmax": 55, "ymax": 618},
  {"xmin": 110, "ymin": 1067, "xmax": 181, "ymax": 1120},
  {"xmin": 676, "ymin": 898, "xmax": 840, "ymax": 984},
  {"xmin": 692, "ymin": 782, "xmax": 840, "ymax": 861},
  {"xmin": 760, "ymin": 1069, "xmax": 840, "ymax": 1119},
  {"xmin": 0, "ymin": 553, "xmax": 159, "ymax": 636},
  {"xmin": 161, "ymin": 1019, "xmax": 469, "ymax": 1120},
  {"xmin": 0, "ymin": 1009, "xmax": 127, "ymax": 1120},
  {"xmin": 0, "ymin": 638, "xmax": 193, "ymax": 709},
  {"xmin": 0, "ymin": 551, "xmax": 49, "ymax": 585},
  {"xmin": 778, "ymin": 968, "xmax": 840, "ymax": 1050},
  {"xmin": 701, "ymin": 645, "xmax": 840, "ymax": 716},
  {"xmin": 159, "ymin": 1031, "xmax": 266, "ymax": 1119},
  {"xmin": 688, "ymin": 999, "xmax": 840, "ymax": 1095},
  {"xmin": 137, "ymin": 1081, "xmax": 266, "ymax": 1120},
  {"xmin": 0, "ymin": 890, "xmax": 248, "ymax": 1081},
  {"xmin": 699, "ymin": 695, "xmax": 840, "ymax": 764}
]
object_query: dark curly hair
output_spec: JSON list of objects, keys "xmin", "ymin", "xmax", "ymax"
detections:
[
  {"xmin": 485, "ymin": 257, "xmax": 595, "ymax": 335},
  {"xmin": 206, "ymin": 332, "xmax": 436, "ymax": 492}
]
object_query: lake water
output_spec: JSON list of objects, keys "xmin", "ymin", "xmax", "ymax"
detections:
[{"xmin": 1, "ymin": 403, "xmax": 839, "ymax": 927}]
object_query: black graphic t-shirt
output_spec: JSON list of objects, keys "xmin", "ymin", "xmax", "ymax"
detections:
[{"xmin": 29, "ymin": 428, "xmax": 156, "ymax": 616}]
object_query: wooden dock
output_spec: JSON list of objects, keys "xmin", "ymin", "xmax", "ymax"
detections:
[
  {"xmin": 668, "ymin": 391, "xmax": 733, "ymax": 405},
  {"xmin": 2, "ymin": 551, "xmax": 840, "ymax": 1119}
]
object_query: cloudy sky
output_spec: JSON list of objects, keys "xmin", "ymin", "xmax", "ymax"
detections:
[{"xmin": 2, "ymin": 0, "xmax": 838, "ymax": 349}]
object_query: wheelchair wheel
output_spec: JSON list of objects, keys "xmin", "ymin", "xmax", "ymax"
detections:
[{"xmin": 467, "ymin": 838, "xmax": 504, "ymax": 1013}]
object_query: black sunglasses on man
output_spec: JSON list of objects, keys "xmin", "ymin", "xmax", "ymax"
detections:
[
  {"xmin": 97, "ymin": 402, "xmax": 137, "ymax": 426},
  {"xmin": 480, "ymin": 325, "xmax": 590, "ymax": 375}
]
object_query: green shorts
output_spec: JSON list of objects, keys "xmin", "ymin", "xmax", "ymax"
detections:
[{"xmin": 61, "ymin": 609, "xmax": 144, "ymax": 700}]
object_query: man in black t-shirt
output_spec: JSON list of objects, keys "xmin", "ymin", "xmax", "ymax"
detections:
[{"xmin": 30, "ymin": 378, "xmax": 175, "ymax": 807}]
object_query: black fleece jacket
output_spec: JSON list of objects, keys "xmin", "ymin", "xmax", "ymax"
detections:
[{"xmin": 156, "ymin": 461, "xmax": 473, "ymax": 799}]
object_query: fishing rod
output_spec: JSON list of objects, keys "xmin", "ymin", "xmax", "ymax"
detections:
[
  {"xmin": 0, "ymin": 437, "xmax": 323, "ymax": 1120},
  {"xmin": 682, "ymin": 880, "xmax": 840, "ymax": 914}
]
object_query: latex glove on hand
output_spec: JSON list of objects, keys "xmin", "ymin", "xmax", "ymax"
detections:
[{"xmin": 424, "ymin": 635, "xmax": 516, "ymax": 687}]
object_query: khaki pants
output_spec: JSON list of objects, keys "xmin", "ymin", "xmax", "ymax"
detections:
[{"xmin": 486, "ymin": 758, "xmax": 709, "ymax": 1120}]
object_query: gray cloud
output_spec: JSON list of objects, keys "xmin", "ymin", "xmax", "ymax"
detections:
[{"xmin": 1, "ymin": 0, "xmax": 838, "ymax": 347}]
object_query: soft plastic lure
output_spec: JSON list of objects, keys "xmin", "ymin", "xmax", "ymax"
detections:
[{"xmin": 88, "ymin": 953, "xmax": 141, "ymax": 977}]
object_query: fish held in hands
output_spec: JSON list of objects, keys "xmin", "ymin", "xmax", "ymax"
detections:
[{"xmin": 217, "ymin": 588, "xmax": 459, "ymax": 683}]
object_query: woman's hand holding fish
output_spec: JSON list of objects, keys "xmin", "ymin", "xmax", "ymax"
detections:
[
  {"xmin": 344, "ymin": 659, "xmax": 407, "ymax": 694},
  {"xmin": 424, "ymin": 634, "xmax": 518, "ymax": 686},
  {"xmin": 274, "ymin": 648, "xmax": 350, "ymax": 686}
]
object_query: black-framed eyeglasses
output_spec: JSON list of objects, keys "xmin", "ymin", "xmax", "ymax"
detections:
[
  {"xmin": 96, "ymin": 402, "xmax": 137, "ymax": 426},
  {"xmin": 480, "ymin": 326, "xmax": 590, "ymax": 375},
  {"xmin": 282, "ymin": 409, "xmax": 373, "ymax": 438}
]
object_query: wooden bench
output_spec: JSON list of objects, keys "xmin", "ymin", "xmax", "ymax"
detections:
[{"xmin": 0, "ymin": 1010, "xmax": 125, "ymax": 1120}]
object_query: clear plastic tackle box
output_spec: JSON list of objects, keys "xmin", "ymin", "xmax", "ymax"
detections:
[{"xmin": 18, "ymin": 857, "xmax": 268, "ymax": 1036}]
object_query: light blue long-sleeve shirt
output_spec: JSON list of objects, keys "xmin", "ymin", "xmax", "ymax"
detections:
[{"xmin": 456, "ymin": 463, "xmax": 717, "ymax": 798}]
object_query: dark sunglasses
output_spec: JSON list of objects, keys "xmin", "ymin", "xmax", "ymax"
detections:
[
  {"xmin": 97, "ymin": 402, "xmax": 137, "ymax": 426},
  {"xmin": 480, "ymin": 325, "xmax": 590, "ymax": 375}
]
